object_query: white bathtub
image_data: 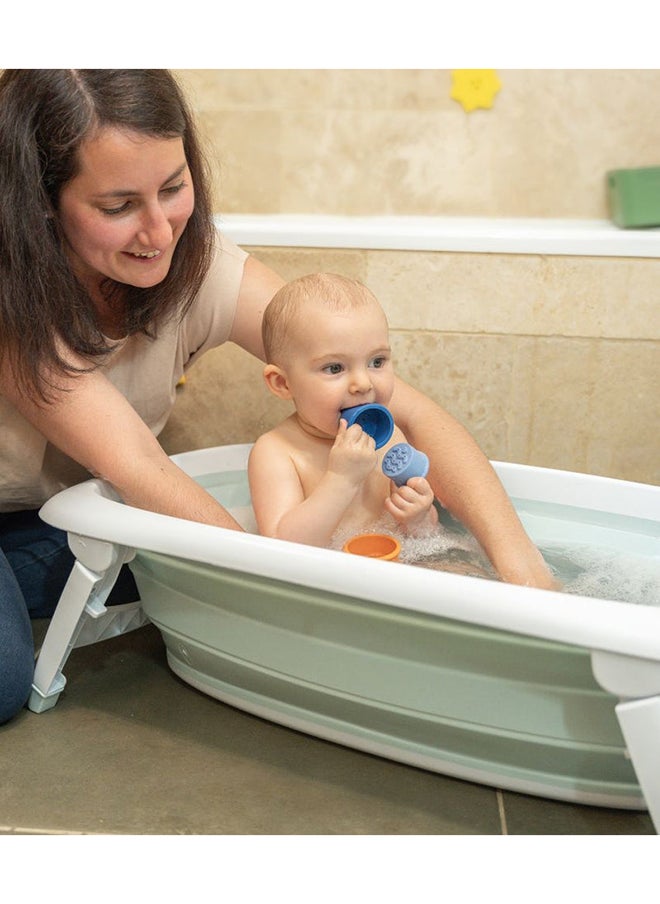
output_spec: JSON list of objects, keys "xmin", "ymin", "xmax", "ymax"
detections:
[{"xmin": 34, "ymin": 444, "xmax": 660, "ymax": 830}]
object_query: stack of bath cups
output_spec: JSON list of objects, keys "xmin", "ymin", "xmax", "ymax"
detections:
[
  {"xmin": 340, "ymin": 404, "xmax": 430, "ymax": 561},
  {"xmin": 340, "ymin": 403, "xmax": 429, "ymax": 484}
]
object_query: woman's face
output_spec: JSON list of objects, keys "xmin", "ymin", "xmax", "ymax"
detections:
[{"xmin": 57, "ymin": 127, "xmax": 195, "ymax": 299}]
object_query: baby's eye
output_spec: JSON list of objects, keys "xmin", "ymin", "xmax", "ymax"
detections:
[
  {"xmin": 322, "ymin": 363, "xmax": 343, "ymax": 375},
  {"xmin": 370, "ymin": 356, "xmax": 387, "ymax": 369}
]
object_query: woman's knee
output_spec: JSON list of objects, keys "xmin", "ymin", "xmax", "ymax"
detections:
[
  {"xmin": 0, "ymin": 642, "xmax": 34, "ymax": 724},
  {"xmin": 0, "ymin": 549, "xmax": 35, "ymax": 724}
]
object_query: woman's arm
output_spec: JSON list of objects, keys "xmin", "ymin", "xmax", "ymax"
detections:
[
  {"xmin": 1, "ymin": 254, "xmax": 285, "ymax": 529},
  {"xmin": 2, "ymin": 360, "xmax": 245, "ymax": 529},
  {"xmin": 228, "ymin": 255, "xmax": 285, "ymax": 358},
  {"xmin": 388, "ymin": 376, "xmax": 557, "ymax": 589}
]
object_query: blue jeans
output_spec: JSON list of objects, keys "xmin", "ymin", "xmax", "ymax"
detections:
[{"xmin": 0, "ymin": 509, "xmax": 138, "ymax": 725}]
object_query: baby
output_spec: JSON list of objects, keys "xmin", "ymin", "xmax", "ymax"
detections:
[{"xmin": 248, "ymin": 272, "xmax": 438, "ymax": 547}]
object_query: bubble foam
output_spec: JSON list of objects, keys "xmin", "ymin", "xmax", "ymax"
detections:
[{"xmin": 333, "ymin": 517, "xmax": 660, "ymax": 606}]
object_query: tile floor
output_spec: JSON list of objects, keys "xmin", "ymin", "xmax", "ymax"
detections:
[{"xmin": 0, "ymin": 620, "xmax": 655, "ymax": 836}]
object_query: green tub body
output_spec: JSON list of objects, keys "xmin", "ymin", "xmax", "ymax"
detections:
[{"xmin": 132, "ymin": 455, "xmax": 649, "ymax": 809}]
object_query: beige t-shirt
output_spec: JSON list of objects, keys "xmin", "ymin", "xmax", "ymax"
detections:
[{"xmin": 0, "ymin": 231, "xmax": 248, "ymax": 512}]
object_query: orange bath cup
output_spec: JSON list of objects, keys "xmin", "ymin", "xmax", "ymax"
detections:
[{"xmin": 342, "ymin": 533, "xmax": 401, "ymax": 561}]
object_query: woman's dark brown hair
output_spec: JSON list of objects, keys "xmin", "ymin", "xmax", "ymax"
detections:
[{"xmin": 0, "ymin": 69, "xmax": 216, "ymax": 401}]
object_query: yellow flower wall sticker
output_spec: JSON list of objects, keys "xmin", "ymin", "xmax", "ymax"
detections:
[{"xmin": 450, "ymin": 70, "xmax": 501, "ymax": 112}]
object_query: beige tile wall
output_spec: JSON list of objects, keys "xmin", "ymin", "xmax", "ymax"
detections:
[
  {"xmin": 161, "ymin": 71, "xmax": 659, "ymax": 485},
  {"xmin": 176, "ymin": 69, "xmax": 660, "ymax": 219}
]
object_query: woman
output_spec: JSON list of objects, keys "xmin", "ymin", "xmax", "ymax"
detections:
[{"xmin": 0, "ymin": 69, "xmax": 555, "ymax": 725}]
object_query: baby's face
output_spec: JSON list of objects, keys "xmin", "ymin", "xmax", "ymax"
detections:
[{"xmin": 284, "ymin": 299, "xmax": 394, "ymax": 440}]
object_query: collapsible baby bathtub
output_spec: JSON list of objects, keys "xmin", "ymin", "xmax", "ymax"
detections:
[{"xmin": 35, "ymin": 444, "xmax": 660, "ymax": 829}]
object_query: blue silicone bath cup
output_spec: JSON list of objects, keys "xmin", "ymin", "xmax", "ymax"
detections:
[
  {"xmin": 341, "ymin": 404, "xmax": 394, "ymax": 450},
  {"xmin": 382, "ymin": 442, "xmax": 429, "ymax": 486}
]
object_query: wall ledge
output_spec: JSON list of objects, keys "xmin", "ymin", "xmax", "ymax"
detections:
[{"xmin": 216, "ymin": 214, "xmax": 660, "ymax": 259}]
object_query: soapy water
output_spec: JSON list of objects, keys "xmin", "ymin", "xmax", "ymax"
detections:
[
  {"xmin": 541, "ymin": 543, "xmax": 660, "ymax": 606},
  {"xmin": 331, "ymin": 514, "xmax": 660, "ymax": 608},
  {"xmin": 242, "ymin": 503, "xmax": 659, "ymax": 606},
  {"xmin": 331, "ymin": 515, "xmax": 496, "ymax": 578},
  {"xmin": 198, "ymin": 470, "xmax": 660, "ymax": 609}
]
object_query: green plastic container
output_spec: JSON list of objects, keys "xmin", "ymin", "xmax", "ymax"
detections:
[{"xmin": 607, "ymin": 166, "xmax": 660, "ymax": 228}]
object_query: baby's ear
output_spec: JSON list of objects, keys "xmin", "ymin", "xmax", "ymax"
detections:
[{"xmin": 263, "ymin": 364, "xmax": 292, "ymax": 400}]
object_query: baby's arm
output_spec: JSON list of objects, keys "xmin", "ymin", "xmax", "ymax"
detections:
[
  {"xmin": 384, "ymin": 476, "xmax": 439, "ymax": 535},
  {"xmin": 248, "ymin": 420, "xmax": 377, "ymax": 546}
]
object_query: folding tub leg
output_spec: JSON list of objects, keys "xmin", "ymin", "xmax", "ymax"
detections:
[
  {"xmin": 591, "ymin": 651, "xmax": 660, "ymax": 832},
  {"xmin": 29, "ymin": 535, "xmax": 140, "ymax": 713},
  {"xmin": 616, "ymin": 695, "xmax": 660, "ymax": 834}
]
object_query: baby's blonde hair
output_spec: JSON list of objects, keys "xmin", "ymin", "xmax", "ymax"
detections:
[{"xmin": 263, "ymin": 272, "xmax": 381, "ymax": 365}]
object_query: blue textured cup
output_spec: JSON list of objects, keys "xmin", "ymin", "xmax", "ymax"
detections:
[
  {"xmin": 382, "ymin": 442, "xmax": 429, "ymax": 486},
  {"xmin": 340, "ymin": 404, "xmax": 395, "ymax": 450}
]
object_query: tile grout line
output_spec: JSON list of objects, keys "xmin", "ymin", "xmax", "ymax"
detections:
[{"xmin": 496, "ymin": 791, "xmax": 508, "ymax": 835}]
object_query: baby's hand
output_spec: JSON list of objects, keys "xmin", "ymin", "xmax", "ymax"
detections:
[
  {"xmin": 384, "ymin": 476, "xmax": 438, "ymax": 533},
  {"xmin": 327, "ymin": 419, "xmax": 378, "ymax": 485}
]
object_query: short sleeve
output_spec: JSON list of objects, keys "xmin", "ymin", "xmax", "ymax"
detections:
[{"xmin": 180, "ymin": 229, "xmax": 249, "ymax": 367}]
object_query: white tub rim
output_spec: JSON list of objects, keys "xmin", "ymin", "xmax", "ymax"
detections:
[{"xmin": 38, "ymin": 443, "xmax": 660, "ymax": 663}]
